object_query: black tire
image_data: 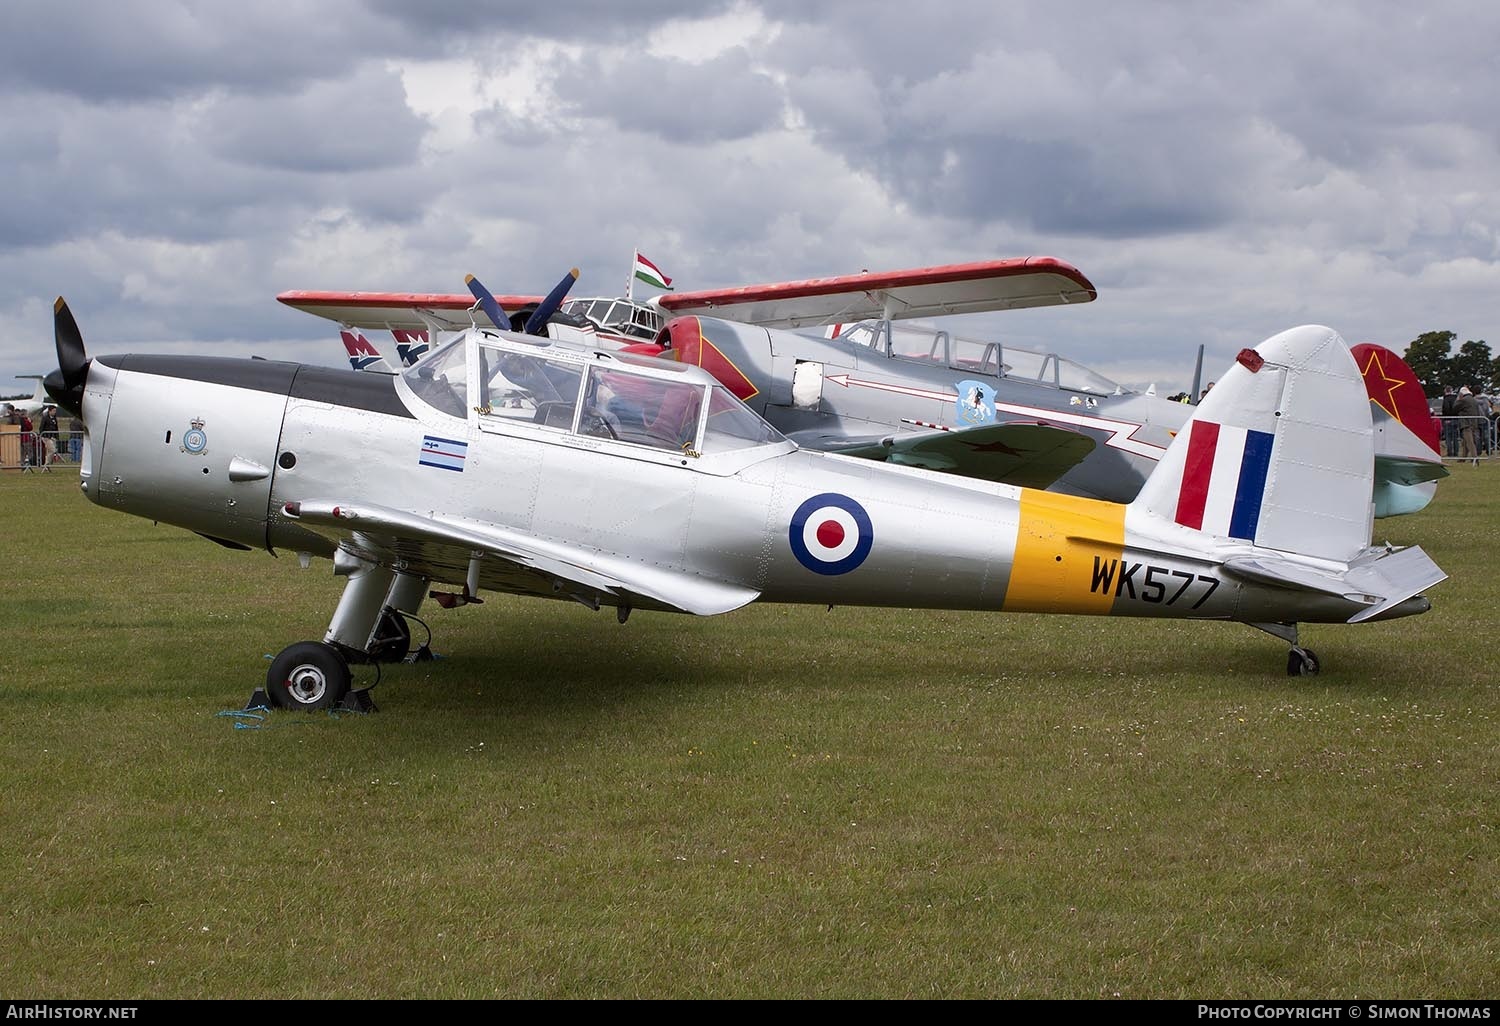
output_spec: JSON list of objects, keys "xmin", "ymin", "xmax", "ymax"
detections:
[
  {"xmin": 367, "ymin": 608, "xmax": 412, "ymax": 664},
  {"xmin": 1286, "ymin": 647, "xmax": 1320, "ymax": 677},
  {"xmin": 267, "ymin": 642, "xmax": 351, "ymax": 711}
]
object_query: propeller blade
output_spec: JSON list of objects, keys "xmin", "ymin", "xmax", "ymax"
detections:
[
  {"xmin": 54, "ymin": 297, "xmax": 87, "ymax": 390},
  {"xmin": 45, "ymin": 297, "xmax": 90, "ymax": 417},
  {"xmin": 464, "ymin": 274, "xmax": 510, "ymax": 330},
  {"xmin": 524, "ymin": 267, "xmax": 580, "ymax": 336}
]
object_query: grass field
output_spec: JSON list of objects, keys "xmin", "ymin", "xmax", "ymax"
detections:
[{"xmin": 0, "ymin": 466, "xmax": 1495, "ymax": 999}]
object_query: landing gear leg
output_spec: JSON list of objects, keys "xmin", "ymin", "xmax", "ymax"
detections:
[
  {"xmin": 383, "ymin": 572, "xmax": 435, "ymax": 663},
  {"xmin": 1248, "ymin": 621, "xmax": 1320, "ymax": 676},
  {"xmin": 251, "ymin": 548, "xmax": 398, "ymax": 712}
]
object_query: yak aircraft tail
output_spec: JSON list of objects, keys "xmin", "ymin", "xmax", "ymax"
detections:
[
  {"xmin": 1128, "ymin": 324, "xmax": 1444, "ymax": 623},
  {"xmin": 340, "ymin": 330, "xmax": 395, "ymax": 373}
]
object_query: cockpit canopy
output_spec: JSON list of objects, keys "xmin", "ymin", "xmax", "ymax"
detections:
[
  {"xmin": 404, "ymin": 333, "xmax": 784, "ymax": 454},
  {"xmin": 560, "ymin": 298, "xmax": 665, "ymax": 341},
  {"xmin": 837, "ymin": 320, "xmax": 1125, "ymax": 395}
]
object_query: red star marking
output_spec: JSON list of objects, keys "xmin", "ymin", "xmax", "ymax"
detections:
[
  {"xmin": 1360, "ymin": 348, "xmax": 1406, "ymax": 422},
  {"xmin": 962, "ymin": 439, "xmax": 1025, "ymax": 456}
]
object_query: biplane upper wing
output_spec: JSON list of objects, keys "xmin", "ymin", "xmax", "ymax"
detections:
[
  {"xmin": 276, "ymin": 290, "xmax": 543, "ymax": 331},
  {"xmin": 801, "ymin": 421, "xmax": 1098, "ymax": 490},
  {"xmin": 282, "ymin": 498, "xmax": 759, "ymax": 616},
  {"xmin": 655, "ymin": 257, "xmax": 1097, "ymax": 329}
]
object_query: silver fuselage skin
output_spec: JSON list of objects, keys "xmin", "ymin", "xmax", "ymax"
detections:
[{"xmin": 70, "ymin": 331, "xmax": 1420, "ymax": 629}]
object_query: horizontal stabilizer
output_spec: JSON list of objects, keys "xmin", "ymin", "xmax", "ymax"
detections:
[
  {"xmin": 1223, "ymin": 555, "xmax": 1356, "ymax": 597},
  {"xmin": 1343, "ymin": 546, "xmax": 1448, "ymax": 623},
  {"xmin": 1223, "ymin": 545, "xmax": 1446, "ymax": 623},
  {"xmin": 1374, "ymin": 453, "xmax": 1449, "ymax": 488}
]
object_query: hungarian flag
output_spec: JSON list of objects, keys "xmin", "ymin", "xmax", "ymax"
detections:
[{"xmin": 633, "ymin": 252, "xmax": 673, "ymax": 291}]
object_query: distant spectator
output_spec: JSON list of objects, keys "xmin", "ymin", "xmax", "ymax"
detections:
[
  {"xmin": 19, "ymin": 411, "xmax": 34, "ymax": 468},
  {"xmin": 1455, "ymin": 386, "xmax": 1480, "ymax": 463},
  {"xmin": 39, "ymin": 406, "xmax": 59, "ymax": 464},
  {"xmin": 1477, "ymin": 393, "xmax": 1494, "ymax": 455}
]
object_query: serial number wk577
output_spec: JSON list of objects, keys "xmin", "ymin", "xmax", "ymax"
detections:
[{"xmin": 1091, "ymin": 556, "xmax": 1220, "ymax": 608}]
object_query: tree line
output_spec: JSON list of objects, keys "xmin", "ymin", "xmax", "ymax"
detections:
[{"xmin": 1403, "ymin": 331, "xmax": 1495, "ymax": 396}]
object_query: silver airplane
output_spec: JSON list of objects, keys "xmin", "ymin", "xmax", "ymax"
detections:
[{"xmin": 44, "ymin": 298, "xmax": 1445, "ymax": 711}]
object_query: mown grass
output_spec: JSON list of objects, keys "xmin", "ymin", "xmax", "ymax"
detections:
[{"xmin": 0, "ymin": 468, "xmax": 1494, "ymax": 998}]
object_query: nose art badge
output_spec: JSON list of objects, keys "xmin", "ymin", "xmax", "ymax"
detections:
[{"xmin": 182, "ymin": 418, "xmax": 208, "ymax": 454}]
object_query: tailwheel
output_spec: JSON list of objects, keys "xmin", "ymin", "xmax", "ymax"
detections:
[
  {"xmin": 267, "ymin": 641, "xmax": 352, "ymax": 710},
  {"xmin": 1286, "ymin": 646, "xmax": 1320, "ymax": 677}
]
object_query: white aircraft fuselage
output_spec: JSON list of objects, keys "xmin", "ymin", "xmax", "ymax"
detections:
[{"xmin": 51, "ymin": 313, "xmax": 1443, "ymax": 705}]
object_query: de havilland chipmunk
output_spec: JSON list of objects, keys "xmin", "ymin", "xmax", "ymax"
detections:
[
  {"xmin": 45, "ymin": 293, "xmax": 1445, "ymax": 711},
  {"xmin": 283, "ymin": 257, "xmax": 1447, "ymax": 519}
]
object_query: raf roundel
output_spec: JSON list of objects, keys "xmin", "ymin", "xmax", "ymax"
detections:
[{"xmin": 789, "ymin": 493, "xmax": 874, "ymax": 576}]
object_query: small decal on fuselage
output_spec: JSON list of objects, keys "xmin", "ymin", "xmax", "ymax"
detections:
[
  {"xmin": 420, "ymin": 434, "xmax": 468, "ymax": 472},
  {"xmin": 789, "ymin": 492, "xmax": 873, "ymax": 576},
  {"xmin": 955, "ymin": 380, "xmax": 996, "ymax": 425},
  {"xmin": 181, "ymin": 418, "xmax": 208, "ymax": 454}
]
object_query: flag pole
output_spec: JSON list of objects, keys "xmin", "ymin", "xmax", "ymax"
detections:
[{"xmin": 626, "ymin": 248, "xmax": 637, "ymax": 303}]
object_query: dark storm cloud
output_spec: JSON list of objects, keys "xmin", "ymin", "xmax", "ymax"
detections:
[
  {"xmin": 200, "ymin": 63, "xmax": 427, "ymax": 173},
  {"xmin": 363, "ymin": 0, "xmax": 733, "ymax": 38},
  {"xmin": 0, "ymin": 0, "xmax": 432, "ymax": 102},
  {"xmin": 766, "ymin": 1, "xmax": 1500, "ymax": 238},
  {"xmin": 552, "ymin": 50, "xmax": 784, "ymax": 144},
  {"xmin": 0, "ymin": 74, "xmax": 428, "ymax": 251}
]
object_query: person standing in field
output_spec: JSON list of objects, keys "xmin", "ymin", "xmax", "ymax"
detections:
[{"xmin": 1454, "ymin": 386, "xmax": 1480, "ymax": 463}]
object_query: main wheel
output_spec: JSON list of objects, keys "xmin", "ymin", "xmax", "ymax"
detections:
[
  {"xmin": 1286, "ymin": 647, "xmax": 1320, "ymax": 677},
  {"xmin": 367, "ymin": 608, "xmax": 412, "ymax": 663},
  {"xmin": 267, "ymin": 642, "xmax": 352, "ymax": 710}
]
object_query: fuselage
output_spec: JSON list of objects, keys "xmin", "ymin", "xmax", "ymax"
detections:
[{"xmin": 68, "ymin": 328, "xmax": 1416, "ymax": 629}]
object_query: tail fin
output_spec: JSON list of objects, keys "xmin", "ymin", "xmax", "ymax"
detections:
[
  {"xmin": 340, "ymin": 330, "xmax": 394, "ymax": 373},
  {"xmin": 1350, "ymin": 343, "xmax": 1446, "ymax": 518},
  {"xmin": 391, "ymin": 329, "xmax": 430, "ymax": 367},
  {"xmin": 1133, "ymin": 325, "xmax": 1374, "ymax": 562},
  {"xmin": 17, "ymin": 374, "xmax": 46, "ymax": 403}
]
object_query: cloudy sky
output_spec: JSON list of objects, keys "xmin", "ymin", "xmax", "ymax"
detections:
[{"xmin": 3, "ymin": 0, "xmax": 1496, "ymax": 396}]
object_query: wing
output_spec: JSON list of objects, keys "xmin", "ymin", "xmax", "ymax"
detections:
[
  {"xmin": 277, "ymin": 290, "xmax": 542, "ymax": 331},
  {"xmin": 807, "ymin": 421, "xmax": 1098, "ymax": 489},
  {"xmin": 656, "ymin": 257, "xmax": 1096, "ymax": 328},
  {"xmin": 281, "ymin": 499, "xmax": 759, "ymax": 616}
]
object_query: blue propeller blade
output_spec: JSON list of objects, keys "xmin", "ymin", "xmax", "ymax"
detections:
[
  {"xmin": 464, "ymin": 273, "xmax": 510, "ymax": 329},
  {"xmin": 524, "ymin": 267, "xmax": 580, "ymax": 336}
]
